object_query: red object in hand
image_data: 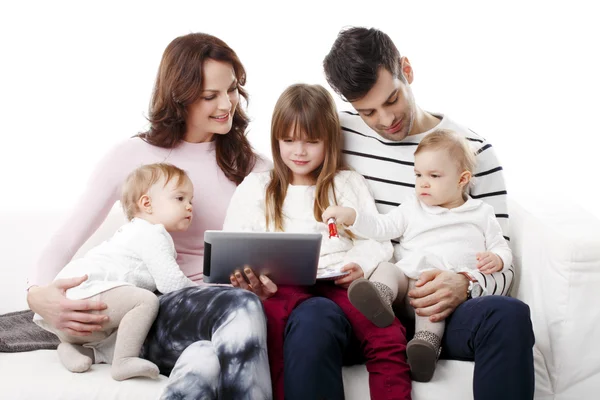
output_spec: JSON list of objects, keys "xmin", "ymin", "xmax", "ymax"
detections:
[{"xmin": 327, "ymin": 218, "xmax": 339, "ymax": 238}]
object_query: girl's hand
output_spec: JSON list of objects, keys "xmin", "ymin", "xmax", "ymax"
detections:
[
  {"xmin": 27, "ymin": 275, "xmax": 108, "ymax": 336},
  {"xmin": 322, "ymin": 206, "xmax": 357, "ymax": 226},
  {"xmin": 476, "ymin": 252, "xmax": 503, "ymax": 274},
  {"xmin": 334, "ymin": 263, "xmax": 364, "ymax": 288},
  {"xmin": 230, "ymin": 267, "xmax": 278, "ymax": 301}
]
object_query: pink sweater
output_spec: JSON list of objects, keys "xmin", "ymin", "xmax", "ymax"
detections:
[{"xmin": 29, "ymin": 137, "xmax": 270, "ymax": 286}]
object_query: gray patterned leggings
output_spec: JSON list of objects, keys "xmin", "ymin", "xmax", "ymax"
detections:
[{"xmin": 141, "ymin": 286, "xmax": 272, "ymax": 400}]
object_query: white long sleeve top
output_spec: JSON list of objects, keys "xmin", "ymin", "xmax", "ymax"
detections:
[
  {"xmin": 55, "ymin": 218, "xmax": 196, "ymax": 300},
  {"xmin": 223, "ymin": 170, "xmax": 393, "ymax": 278},
  {"xmin": 351, "ymin": 196, "xmax": 512, "ymax": 279},
  {"xmin": 340, "ymin": 112, "xmax": 514, "ymax": 295}
]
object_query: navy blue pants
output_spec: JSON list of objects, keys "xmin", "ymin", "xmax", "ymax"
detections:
[{"xmin": 284, "ymin": 295, "xmax": 534, "ymax": 400}]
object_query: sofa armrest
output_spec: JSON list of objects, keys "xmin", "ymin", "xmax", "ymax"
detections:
[{"xmin": 508, "ymin": 199, "xmax": 600, "ymax": 397}]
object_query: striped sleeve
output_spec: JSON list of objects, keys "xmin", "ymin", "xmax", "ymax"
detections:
[{"xmin": 467, "ymin": 134, "xmax": 513, "ymax": 295}]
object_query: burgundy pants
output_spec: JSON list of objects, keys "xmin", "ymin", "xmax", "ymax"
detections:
[{"xmin": 263, "ymin": 282, "xmax": 411, "ymax": 400}]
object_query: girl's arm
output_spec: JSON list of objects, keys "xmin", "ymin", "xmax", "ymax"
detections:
[
  {"xmin": 339, "ymin": 172, "xmax": 394, "ymax": 277},
  {"xmin": 466, "ymin": 206, "xmax": 514, "ymax": 296},
  {"xmin": 223, "ymin": 172, "xmax": 269, "ymax": 232},
  {"xmin": 482, "ymin": 207, "xmax": 513, "ymax": 272},
  {"xmin": 351, "ymin": 203, "xmax": 408, "ymax": 241}
]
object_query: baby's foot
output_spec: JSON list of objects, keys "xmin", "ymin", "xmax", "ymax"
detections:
[
  {"xmin": 111, "ymin": 357, "xmax": 160, "ymax": 381},
  {"xmin": 406, "ymin": 331, "xmax": 442, "ymax": 382},
  {"xmin": 348, "ymin": 278, "xmax": 395, "ymax": 327},
  {"xmin": 57, "ymin": 343, "xmax": 94, "ymax": 373}
]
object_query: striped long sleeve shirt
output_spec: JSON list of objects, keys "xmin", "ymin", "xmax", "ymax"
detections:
[{"xmin": 340, "ymin": 111, "xmax": 513, "ymax": 296}]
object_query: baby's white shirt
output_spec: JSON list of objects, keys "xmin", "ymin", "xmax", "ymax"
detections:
[
  {"xmin": 54, "ymin": 218, "xmax": 196, "ymax": 300},
  {"xmin": 352, "ymin": 196, "xmax": 512, "ymax": 279}
]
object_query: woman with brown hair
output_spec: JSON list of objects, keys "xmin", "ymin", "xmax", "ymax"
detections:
[{"xmin": 26, "ymin": 33, "xmax": 271, "ymax": 399}]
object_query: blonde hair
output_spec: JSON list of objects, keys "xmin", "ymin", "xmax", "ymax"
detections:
[
  {"xmin": 414, "ymin": 129, "xmax": 476, "ymax": 195},
  {"xmin": 121, "ymin": 163, "xmax": 190, "ymax": 220},
  {"xmin": 266, "ymin": 83, "xmax": 347, "ymax": 232}
]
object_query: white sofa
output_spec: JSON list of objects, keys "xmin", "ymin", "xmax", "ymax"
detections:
[{"xmin": 1, "ymin": 198, "xmax": 599, "ymax": 400}]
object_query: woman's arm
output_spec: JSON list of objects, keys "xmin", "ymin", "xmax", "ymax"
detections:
[{"xmin": 27, "ymin": 141, "xmax": 134, "ymax": 334}]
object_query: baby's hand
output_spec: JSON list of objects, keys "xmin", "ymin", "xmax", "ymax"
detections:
[
  {"xmin": 476, "ymin": 252, "xmax": 503, "ymax": 274},
  {"xmin": 322, "ymin": 206, "xmax": 357, "ymax": 226}
]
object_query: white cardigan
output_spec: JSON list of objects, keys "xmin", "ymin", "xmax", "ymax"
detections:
[{"xmin": 223, "ymin": 170, "xmax": 393, "ymax": 277}]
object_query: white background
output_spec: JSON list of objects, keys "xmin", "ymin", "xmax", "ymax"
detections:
[{"xmin": 1, "ymin": 0, "xmax": 599, "ymax": 219}]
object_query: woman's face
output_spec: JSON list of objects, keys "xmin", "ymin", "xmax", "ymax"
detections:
[{"xmin": 184, "ymin": 59, "xmax": 239, "ymax": 143}]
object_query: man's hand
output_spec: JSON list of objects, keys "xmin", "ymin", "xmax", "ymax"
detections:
[
  {"xmin": 334, "ymin": 263, "xmax": 364, "ymax": 288},
  {"xmin": 27, "ymin": 275, "xmax": 108, "ymax": 336},
  {"xmin": 322, "ymin": 206, "xmax": 357, "ymax": 226},
  {"xmin": 408, "ymin": 270, "xmax": 469, "ymax": 322},
  {"xmin": 476, "ymin": 251, "xmax": 503, "ymax": 274},
  {"xmin": 229, "ymin": 267, "xmax": 278, "ymax": 301}
]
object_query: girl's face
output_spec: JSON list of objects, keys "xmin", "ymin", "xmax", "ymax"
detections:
[
  {"xmin": 184, "ymin": 59, "xmax": 239, "ymax": 143},
  {"xmin": 278, "ymin": 129, "xmax": 325, "ymax": 186},
  {"xmin": 414, "ymin": 148, "xmax": 470, "ymax": 209}
]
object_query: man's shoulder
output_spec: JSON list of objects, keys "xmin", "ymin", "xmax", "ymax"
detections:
[
  {"xmin": 438, "ymin": 115, "xmax": 490, "ymax": 145},
  {"xmin": 339, "ymin": 111, "xmax": 371, "ymax": 136}
]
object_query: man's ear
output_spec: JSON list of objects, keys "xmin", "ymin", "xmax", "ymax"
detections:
[
  {"xmin": 458, "ymin": 171, "xmax": 472, "ymax": 188},
  {"xmin": 400, "ymin": 56, "xmax": 414, "ymax": 85},
  {"xmin": 138, "ymin": 194, "xmax": 152, "ymax": 214}
]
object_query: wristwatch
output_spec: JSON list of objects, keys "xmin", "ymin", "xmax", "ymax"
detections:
[{"xmin": 458, "ymin": 271, "xmax": 484, "ymax": 299}]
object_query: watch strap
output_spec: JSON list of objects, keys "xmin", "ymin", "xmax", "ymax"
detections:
[{"xmin": 458, "ymin": 271, "xmax": 476, "ymax": 299}]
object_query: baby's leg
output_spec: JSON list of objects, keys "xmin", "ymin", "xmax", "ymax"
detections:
[
  {"xmin": 405, "ymin": 278, "xmax": 445, "ymax": 382},
  {"xmin": 98, "ymin": 286, "xmax": 160, "ymax": 381},
  {"xmin": 56, "ymin": 341, "xmax": 96, "ymax": 373},
  {"xmin": 48, "ymin": 307, "xmax": 106, "ymax": 373},
  {"xmin": 347, "ymin": 261, "xmax": 408, "ymax": 327}
]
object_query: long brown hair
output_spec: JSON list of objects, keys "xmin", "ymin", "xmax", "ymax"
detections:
[
  {"xmin": 266, "ymin": 84, "xmax": 347, "ymax": 231},
  {"xmin": 137, "ymin": 33, "xmax": 256, "ymax": 185}
]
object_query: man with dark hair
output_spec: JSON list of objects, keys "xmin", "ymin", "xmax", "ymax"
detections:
[{"xmin": 317, "ymin": 26, "xmax": 535, "ymax": 399}]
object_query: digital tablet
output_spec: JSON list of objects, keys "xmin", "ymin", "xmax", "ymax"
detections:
[{"xmin": 203, "ymin": 231, "xmax": 322, "ymax": 285}]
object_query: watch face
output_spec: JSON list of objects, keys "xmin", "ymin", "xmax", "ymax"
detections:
[{"xmin": 471, "ymin": 284, "xmax": 483, "ymax": 298}]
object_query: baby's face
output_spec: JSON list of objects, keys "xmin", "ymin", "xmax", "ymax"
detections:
[
  {"xmin": 148, "ymin": 176, "xmax": 194, "ymax": 232},
  {"xmin": 414, "ymin": 149, "xmax": 466, "ymax": 209}
]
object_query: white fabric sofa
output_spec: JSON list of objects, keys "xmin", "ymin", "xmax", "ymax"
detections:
[{"xmin": 1, "ymin": 198, "xmax": 599, "ymax": 400}]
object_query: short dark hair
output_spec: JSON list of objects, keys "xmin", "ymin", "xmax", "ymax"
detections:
[{"xmin": 323, "ymin": 27, "xmax": 402, "ymax": 102}]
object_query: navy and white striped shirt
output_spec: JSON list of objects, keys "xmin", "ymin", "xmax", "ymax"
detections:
[{"xmin": 340, "ymin": 111, "xmax": 513, "ymax": 296}]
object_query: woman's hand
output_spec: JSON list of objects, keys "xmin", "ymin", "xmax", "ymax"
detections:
[
  {"xmin": 27, "ymin": 275, "xmax": 109, "ymax": 336},
  {"xmin": 334, "ymin": 262, "xmax": 364, "ymax": 288},
  {"xmin": 230, "ymin": 267, "xmax": 278, "ymax": 301},
  {"xmin": 322, "ymin": 206, "xmax": 357, "ymax": 226}
]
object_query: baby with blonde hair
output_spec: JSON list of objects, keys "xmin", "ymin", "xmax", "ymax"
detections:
[
  {"xmin": 35, "ymin": 163, "xmax": 195, "ymax": 380},
  {"xmin": 324, "ymin": 129, "xmax": 512, "ymax": 382}
]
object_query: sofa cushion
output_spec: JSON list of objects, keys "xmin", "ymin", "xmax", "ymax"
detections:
[{"xmin": 1, "ymin": 350, "xmax": 474, "ymax": 400}]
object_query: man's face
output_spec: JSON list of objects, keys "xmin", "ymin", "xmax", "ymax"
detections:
[{"xmin": 350, "ymin": 66, "xmax": 417, "ymax": 142}]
